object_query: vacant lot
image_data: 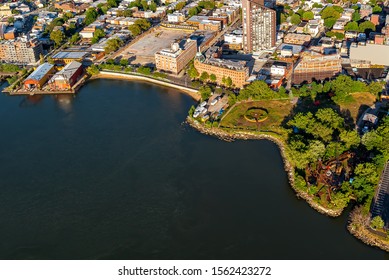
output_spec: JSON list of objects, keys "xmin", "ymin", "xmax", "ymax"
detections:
[{"xmin": 118, "ymin": 28, "xmax": 191, "ymax": 65}]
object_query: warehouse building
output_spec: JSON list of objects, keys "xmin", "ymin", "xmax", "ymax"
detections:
[
  {"xmin": 49, "ymin": 61, "xmax": 83, "ymax": 90},
  {"xmin": 24, "ymin": 63, "xmax": 55, "ymax": 89},
  {"xmin": 52, "ymin": 51, "xmax": 88, "ymax": 65}
]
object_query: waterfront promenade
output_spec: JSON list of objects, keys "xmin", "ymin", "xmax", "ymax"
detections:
[{"xmin": 95, "ymin": 71, "xmax": 200, "ymax": 101}]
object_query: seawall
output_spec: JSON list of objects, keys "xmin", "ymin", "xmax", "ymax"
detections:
[{"xmin": 94, "ymin": 71, "xmax": 201, "ymax": 101}]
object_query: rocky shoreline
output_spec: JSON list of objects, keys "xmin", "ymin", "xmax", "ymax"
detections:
[
  {"xmin": 186, "ymin": 117, "xmax": 343, "ymax": 217},
  {"xmin": 348, "ymin": 209, "xmax": 389, "ymax": 253}
]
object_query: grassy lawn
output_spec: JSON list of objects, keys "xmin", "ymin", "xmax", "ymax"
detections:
[
  {"xmin": 219, "ymin": 92, "xmax": 376, "ymax": 138},
  {"xmin": 220, "ymin": 99, "xmax": 294, "ymax": 138},
  {"xmin": 338, "ymin": 92, "xmax": 376, "ymax": 123}
]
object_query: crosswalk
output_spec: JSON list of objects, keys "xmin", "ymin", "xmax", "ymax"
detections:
[{"xmin": 371, "ymin": 162, "xmax": 389, "ymax": 218}]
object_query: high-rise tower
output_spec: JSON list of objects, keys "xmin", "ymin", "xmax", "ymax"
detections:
[{"xmin": 242, "ymin": 0, "xmax": 276, "ymax": 53}]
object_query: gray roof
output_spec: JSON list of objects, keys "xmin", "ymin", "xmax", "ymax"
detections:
[
  {"xmin": 50, "ymin": 61, "xmax": 82, "ymax": 82},
  {"xmin": 25, "ymin": 63, "xmax": 54, "ymax": 81},
  {"xmin": 52, "ymin": 51, "xmax": 88, "ymax": 59}
]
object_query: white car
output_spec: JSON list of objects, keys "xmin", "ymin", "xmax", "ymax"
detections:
[
  {"xmin": 201, "ymin": 107, "xmax": 208, "ymax": 114},
  {"xmin": 193, "ymin": 111, "xmax": 200, "ymax": 118},
  {"xmin": 210, "ymin": 99, "xmax": 218, "ymax": 106},
  {"xmin": 200, "ymin": 101, "xmax": 207, "ymax": 107}
]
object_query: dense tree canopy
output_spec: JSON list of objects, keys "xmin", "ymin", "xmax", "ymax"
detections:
[
  {"xmin": 321, "ymin": 6, "xmax": 341, "ymax": 19},
  {"xmin": 238, "ymin": 81, "xmax": 286, "ymax": 101},
  {"xmin": 50, "ymin": 30, "xmax": 65, "ymax": 46},
  {"xmin": 290, "ymin": 14, "xmax": 301, "ymax": 25},
  {"xmin": 359, "ymin": 21, "xmax": 376, "ymax": 33},
  {"xmin": 104, "ymin": 38, "xmax": 124, "ymax": 53},
  {"xmin": 85, "ymin": 8, "xmax": 98, "ymax": 25}
]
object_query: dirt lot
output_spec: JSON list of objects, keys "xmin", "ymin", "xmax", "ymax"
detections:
[{"xmin": 118, "ymin": 28, "xmax": 192, "ymax": 66}]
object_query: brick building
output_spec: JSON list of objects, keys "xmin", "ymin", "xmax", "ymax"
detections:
[
  {"xmin": 155, "ymin": 39, "xmax": 197, "ymax": 74},
  {"xmin": 49, "ymin": 61, "xmax": 83, "ymax": 90},
  {"xmin": 194, "ymin": 47, "xmax": 249, "ymax": 88}
]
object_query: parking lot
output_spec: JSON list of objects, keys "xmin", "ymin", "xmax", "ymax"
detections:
[
  {"xmin": 118, "ymin": 28, "xmax": 192, "ymax": 66},
  {"xmin": 193, "ymin": 93, "xmax": 229, "ymax": 121}
]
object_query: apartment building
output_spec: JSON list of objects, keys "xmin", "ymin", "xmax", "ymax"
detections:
[
  {"xmin": 242, "ymin": 0, "xmax": 276, "ymax": 53},
  {"xmin": 0, "ymin": 37, "xmax": 43, "ymax": 64}
]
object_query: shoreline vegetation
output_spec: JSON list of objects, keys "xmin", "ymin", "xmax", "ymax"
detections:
[
  {"xmin": 186, "ymin": 117, "xmax": 343, "ymax": 217},
  {"xmin": 187, "ymin": 117, "xmax": 389, "ymax": 253}
]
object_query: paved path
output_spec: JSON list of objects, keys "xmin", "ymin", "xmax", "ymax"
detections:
[{"xmin": 371, "ymin": 161, "xmax": 389, "ymax": 228}]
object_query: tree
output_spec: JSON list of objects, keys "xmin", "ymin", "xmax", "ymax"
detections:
[
  {"xmin": 370, "ymin": 216, "xmax": 385, "ymax": 230},
  {"xmin": 120, "ymin": 59, "xmax": 129, "ymax": 67},
  {"xmin": 326, "ymin": 31, "xmax": 344, "ymax": 40},
  {"xmin": 135, "ymin": 18, "xmax": 151, "ymax": 30},
  {"xmin": 199, "ymin": 85, "xmax": 212, "ymax": 100},
  {"xmin": 321, "ymin": 6, "xmax": 340, "ymax": 20},
  {"xmin": 324, "ymin": 17, "xmax": 337, "ymax": 28},
  {"xmin": 175, "ymin": 2, "xmax": 186, "ymax": 10},
  {"xmin": 209, "ymin": 73, "xmax": 216, "ymax": 82},
  {"xmin": 290, "ymin": 14, "xmax": 301, "ymax": 25},
  {"xmin": 70, "ymin": 33, "xmax": 80, "ymax": 44},
  {"xmin": 315, "ymin": 108, "xmax": 344, "ymax": 129},
  {"xmin": 141, "ymin": 0, "xmax": 148, "ymax": 11},
  {"xmin": 149, "ymin": 1, "xmax": 157, "ymax": 12},
  {"xmin": 100, "ymin": 5, "xmax": 109, "ymax": 14},
  {"xmin": 137, "ymin": 66, "xmax": 151, "ymax": 75},
  {"xmin": 352, "ymin": 12, "xmax": 360, "ymax": 22},
  {"xmin": 344, "ymin": 21, "xmax": 359, "ymax": 31},
  {"xmin": 199, "ymin": 71, "xmax": 209, "ymax": 82},
  {"xmin": 128, "ymin": 24, "xmax": 142, "ymax": 36},
  {"xmin": 368, "ymin": 81, "xmax": 384, "ymax": 97},
  {"xmin": 351, "ymin": 163, "xmax": 379, "ymax": 202},
  {"xmin": 87, "ymin": 65, "xmax": 100, "ymax": 75},
  {"xmin": 47, "ymin": 57, "xmax": 54, "ymax": 64},
  {"xmin": 187, "ymin": 62, "xmax": 199, "ymax": 79},
  {"xmin": 107, "ymin": 0, "xmax": 119, "ymax": 8},
  {"xmin": 362, "ymin": 131, "xmax": 382, "ymax": 150},
  {"xmin": 359, "ymin": 21, "xmax": 376, "ymax": 33},
  {"xmin": 85, "ymin": 8, "xmax": 98, "ymax": 25},
  {"xmin": 104, "ymin": 38, "xmax": 124, "ymax": 53},
  {"xmin": 50, "ymin": 30, "xmax": 65, "ymax": 47},
  {"xmin": 238, "ymin": 80, "xmax": 275, "ymax": 100},
  {"xmin": 302, "ymin": 11, "xmax": 314, "ymax": 20},
  {"xmin": 39, "ymin": 54, "xmax": 44, "ymax": 64},
  {"xmin": 340, "ymin": 130, "xmax": 360, "ymax": 149},
  {"xmin": 280, "ymin": 13, "xmax": 287, "ymax": 24},
  {"xmin": 372, "ymin": 5, "xmax": 382, "ymax": 14},
  {"xmin": 7, "ymin": 17, "xmax": 14, "ymax": 24},
  {"xmin": 225, "ymin": 77, "xmax": 232, "ymax": 87},
  {"xmin": 188, "ymin": 7, "xmax": 200, "ymax": 17},
  {"xmin": 91, "ymin": 28, "xmax": 105, "ymax": 44}
]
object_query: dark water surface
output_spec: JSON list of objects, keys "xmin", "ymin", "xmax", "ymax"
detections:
[{"xmin": 0, "ymin": 79, "xmax": 387, "ymax": 259}]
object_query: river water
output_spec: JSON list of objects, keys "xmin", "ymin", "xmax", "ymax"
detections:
[{"xmin": 0, "ymin": 79, "xmax": 387, "ymax": 259}]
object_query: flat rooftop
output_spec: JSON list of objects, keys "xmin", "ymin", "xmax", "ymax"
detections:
[{"xmin": 52, "ymin": 51, "xmax": 88, "ymax": 59}]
